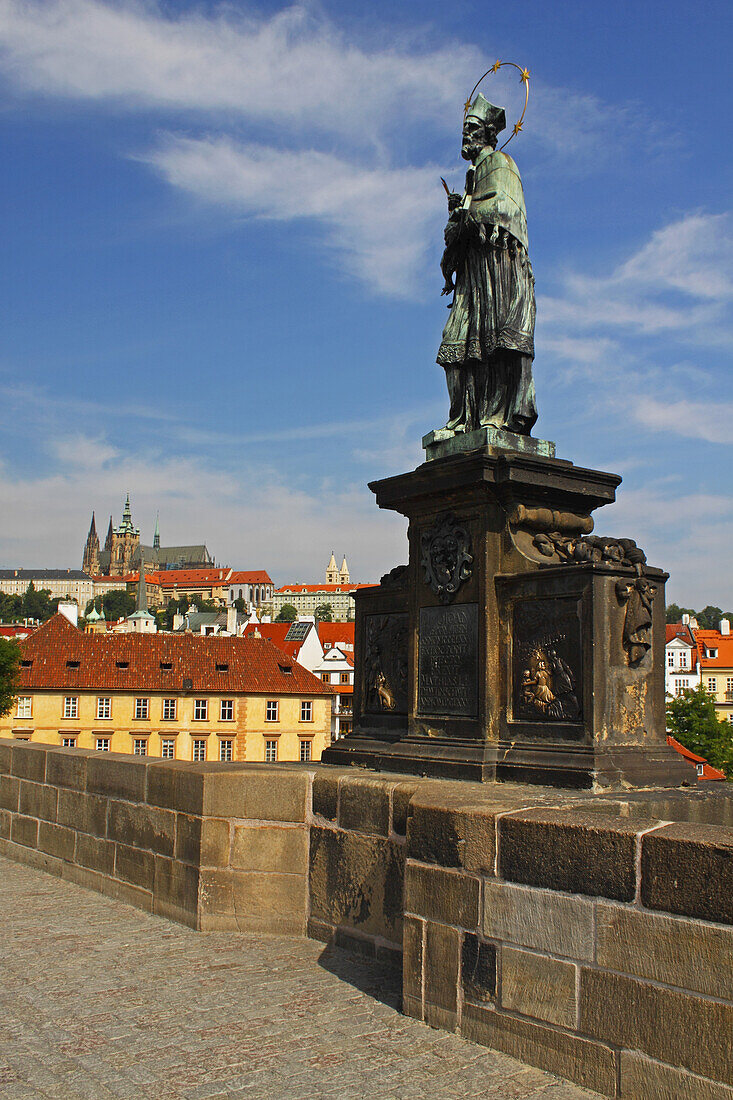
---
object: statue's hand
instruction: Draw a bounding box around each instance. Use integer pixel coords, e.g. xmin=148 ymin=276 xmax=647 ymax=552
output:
xmin=441 ymin=279 xmax=455 ymax=296
xmin=447 ymin=192 xmax=462 ymax=212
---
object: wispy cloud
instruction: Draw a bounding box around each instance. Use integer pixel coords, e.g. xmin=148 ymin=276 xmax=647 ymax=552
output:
xmin=631 ymin=397 xmax=733 ymax=445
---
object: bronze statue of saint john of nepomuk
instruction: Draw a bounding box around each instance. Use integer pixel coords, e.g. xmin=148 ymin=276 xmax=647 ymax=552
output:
xmin=438 ymin=92 xmax=537 ymax=436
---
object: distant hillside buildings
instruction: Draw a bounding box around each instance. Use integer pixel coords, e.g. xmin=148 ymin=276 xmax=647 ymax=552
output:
xmin=272 ymin=553 xmax=374 ymax=622
xmin=82 ymin=495 xmax=213 ymax=576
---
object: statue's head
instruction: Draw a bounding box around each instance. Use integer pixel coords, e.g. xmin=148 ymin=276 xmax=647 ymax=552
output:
xmin=462 ymin=93 xmax=506 ymax=161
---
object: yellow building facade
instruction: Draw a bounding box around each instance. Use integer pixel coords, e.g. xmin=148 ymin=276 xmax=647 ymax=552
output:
xmin=2 ymin=614 xmax=332 ymax=764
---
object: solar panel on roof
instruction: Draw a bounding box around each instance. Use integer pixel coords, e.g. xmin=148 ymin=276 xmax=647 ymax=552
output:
xmin=285 ymin=622 xmax=311 ymax=641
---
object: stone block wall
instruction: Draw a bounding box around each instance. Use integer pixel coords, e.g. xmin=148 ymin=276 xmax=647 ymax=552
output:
xmin=2 ymin=738 xmax=733 ymax=1097
xmin=403 ymin=790 xmax=733 ymax=1098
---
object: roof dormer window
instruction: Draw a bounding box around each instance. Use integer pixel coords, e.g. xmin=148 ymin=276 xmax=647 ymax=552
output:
xmin=116 ymin=660 xmax=129 ymax=669
xmin=216 ymin=663 xmax=228 ymax=672
xmin=278 ymin=663 xmax=293 ymax=675
xmin=66 ymin=660 xmax=80 ymax=668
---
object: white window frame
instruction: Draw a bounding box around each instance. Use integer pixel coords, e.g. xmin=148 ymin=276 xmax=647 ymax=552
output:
xmin=96 ymin=696 xmax=111 ymax=719
xmin=63 ymin=696 xmax=79 ymax=719
xmin=265 ymin=740 xmax=278 ymax=763
xmin=299 ymin=740 xmax=312 ymax=762
xmin=194 ymin=699 xmax=208 ymax=721
xmin=707 ymin=678 xmax=717 ymax=695
xmin=667 ymin=651 xmax=675 ymax=668
xmin=220 ymin=699 xmax=234 ymax=721
xmin=266 ymin=700 xmax=279 ymax=722
xmin=133 ymin=738 xmax=148 ymax=756
xmin=95 ymin=737 xmax=110 ymax=752
xmin=15 ymin=696 xmax=32 ymax=719
xmin=219 ymin=739 xmax=233 ymax=762
xmin=300 ymin=700 xmax=313 ymax=723
xmin=134 ymin=697 xmax=150 ymax=721
xmin=61 ymin=736 xmax=77 ymax=748
xmin=161 ymin=739 xmax=176 ymax=759
xmin=162 ymin=698 xmax=177 ymax=721
xmin=192 ymin=739 xmax=207 ymax=762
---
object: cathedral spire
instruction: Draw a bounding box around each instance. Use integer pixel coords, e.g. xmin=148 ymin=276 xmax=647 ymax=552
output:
xmin=326 ymin=551 xmax=339 ymax=584
xmin=105 ymin=516 xmax=114 ymax=551
xmin=135 ymin=559 xmax=149 ymax=614
xmin=82 ymin=511 xmax=100 ymax=574
xmin=153 ymin=512 xmax=160 ymax=550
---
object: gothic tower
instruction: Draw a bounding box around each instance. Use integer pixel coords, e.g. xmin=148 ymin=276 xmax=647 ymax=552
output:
xmin=326 ymin=551 xmax=339 ymax=584
xmin=108 ymin=494 xmax=141 ymax=576
xmin=82 ymin=512 xmax=100 ymax=575
xmin=339 ymin=556 xmax=350 ymax=584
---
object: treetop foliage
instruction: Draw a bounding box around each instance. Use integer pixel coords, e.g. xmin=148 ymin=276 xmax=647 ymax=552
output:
xmin=0 ymin=636 xmax=20 ymax=718
xmin=666 ymin=685 xmax=733 ymax=779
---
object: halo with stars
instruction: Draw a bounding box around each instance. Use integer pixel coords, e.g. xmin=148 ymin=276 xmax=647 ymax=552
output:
xmin=463 ymin=61 xmax=530 ymax=151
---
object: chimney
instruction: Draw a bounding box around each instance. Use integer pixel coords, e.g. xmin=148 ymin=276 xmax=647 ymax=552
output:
xmin=172 ymin=613 xmax=184 ymax=631
xmin=226 ymin=606 xmax=237 ymax=635
xmin=721 ymin=619 xmax=731 ymax=636
xmin=682 ymin=613 xmax=690 ymax=625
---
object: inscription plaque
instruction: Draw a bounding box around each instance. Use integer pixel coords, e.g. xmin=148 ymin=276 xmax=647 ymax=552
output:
xmin=512 ymin=597 xmax=582 ymax=725
xmin=418 ymin=603 xmax=478 ymax=718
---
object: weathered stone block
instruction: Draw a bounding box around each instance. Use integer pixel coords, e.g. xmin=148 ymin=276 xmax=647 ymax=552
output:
xmin=10 ymin=742 xmax=47 ymax=783
xmin=461 ymin=933 xmax=496 ymax=1003
xmin=620 ymin=1051 xmax=733 ymax=1099
xmin=37 ymin=821 xmax=75 ymax=862
xmin=147 ymin=763 xmax=205 ymax=816
xmin=483 ymin=881 xmax=594 ymax=960
xmin=233 ymin=769 xmax=309 ymax=823
xmin=501 ymin=946 xmax=577 ymax=1028
xmin=107 ymin=800 xmax=176 ymax=858
xmin=339 ymin=776 xmax=392 ymax=836
xmin=0 ymin=739 xmax=12 ymax=774
xmin=402 ymin=915 xmax=423 ymax=1006
xmin=228 ymin=871 xmax=307 ymax=935
xmin=596 ymin=902 xmax=733 ymax=1001
xmin=462 ymin=1002 xmax=617 ymax=1097
xmin=641 ymin=823 xmax=733 ymax=925
xmin=114 ymin=842 xmax=155 ymax=890
xmin=19 ymin=781 xmax=57 ymax=823
xmin=310 ymin=825 xmax=404 ymax=944
xmin=312 ymin=771 xmax=341 ymax=821
xmin=580 ymin=967 xmax=733 ymax=1086
xmin=334 ymin=926 xmax=377 ymax=959
xmin=230 ymin=824 xmax=307 ymax=873
xmin=177 ymin=815 xmax=230 ymax=866
xmin=404 ymin=862 xmax=479 ymax=929
xmin=153 ymin=856 xmax=200 ymax=924
xmin=198 ymin=868 xmax=234 ymax=917
xmin=45 ymin=748 xmax=88 ymax=792
xmin=63 ymin=862 xmax=154 ymax=913
xmin=307 ymin=917 xmax=334 ymax=944
xmin=499 ymin=808 xmax=640 ymax=901
xmin=408 ymin=795 xmax=496 ymax=873
xmin=0 ymin=774 xmax=19 ymax=812
xmin=392 ymin=782 xmax=418 ymax=836
xmin=0 ymin=836 xmax=62 ymax=877
xmin=86 ymin=754 xmax=148 ymax=803
xmin=0 ymin=808 xmax=10 ymax=839
xmin=402 ymin=992 xmax=422 ymax=1021
xmin=10 ymin=813 xmax=38 ymax=848
xmin=75 ymin=833 xmax=115 ymax=876
xmin=57 ymin=789 xmax=107 ymax=836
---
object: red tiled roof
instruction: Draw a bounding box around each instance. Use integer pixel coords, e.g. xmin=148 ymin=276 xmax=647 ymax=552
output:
xmin=666 ymin=624 xmax=695 ymax=645
xmin=318 ymin=622 xmax=355 ymax=649
xmin=667 ymin=735 xmax=726 ymax=781
xmin=242 ymin=623 xmax=307 ymax=660
xmin=15 ymin=614 xmax=331 ymax=696
xmin=693 ymin=629 xmax=733 ymax=668
xmin=122 ymin=569 xmax=232 ymax=589
xmin=228 ymin=571 xmax=273 ymax=585
xmin=0 ymin=625 xmax=35 ymax=638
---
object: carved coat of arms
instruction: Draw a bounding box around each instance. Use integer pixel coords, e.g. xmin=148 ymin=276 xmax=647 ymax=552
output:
xmin=420 ymin=512 xmax=473 ymax=603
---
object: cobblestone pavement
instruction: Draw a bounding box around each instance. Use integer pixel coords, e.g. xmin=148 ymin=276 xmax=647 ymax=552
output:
xmin=0 ymin=856 xmax=602 ymax=1100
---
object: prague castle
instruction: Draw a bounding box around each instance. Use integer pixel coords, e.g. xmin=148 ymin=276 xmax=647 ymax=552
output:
xmin=82 ymin=495 xmax=213 ymax=577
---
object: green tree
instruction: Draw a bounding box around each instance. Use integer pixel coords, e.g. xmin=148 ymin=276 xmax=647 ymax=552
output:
xmin=233 ymin=597 xmax=247 ymax=613
xmin=697 ymin=605 xmax=723 ymax=630
xmin=276 ymin=603 xmax=298 ymax=622
xmin=0 ymin=636 xmax=20 ymax=717
xmin=314 ymin=603 xmax=333 ymax=623
xmin=665 ymin=603 xmax=696 ymax=625
xmin=22 ymin=582 xmax=58 ymax=622
xmin=0 ymin=593 xmax=23 ymax=622
xmin=666 ymin=686 xmax=733 ymax=779
xmin=102 ymin=590 xmax=135 ymax=622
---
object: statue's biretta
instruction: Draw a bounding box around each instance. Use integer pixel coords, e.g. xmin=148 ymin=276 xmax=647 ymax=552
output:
xmin=466 ymin=93 xmax=506 ymax=134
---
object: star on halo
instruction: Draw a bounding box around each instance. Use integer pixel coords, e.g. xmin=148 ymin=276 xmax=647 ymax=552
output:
xmin=490 ymin=60 xmax=502 ymax=73
xmin=520 ymin=68 xmax=530 ymax=83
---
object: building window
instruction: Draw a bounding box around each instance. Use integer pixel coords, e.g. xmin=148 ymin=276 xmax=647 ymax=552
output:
xmin=300 ymin=740 xmax=312 ymax=762
xmin=61 ymin=736 xmax=77 ymax=748
xmin=679 ymin=651 xmax=688 ymax=668
xmin=15 ymin=696 xmax=32 ymax=719
xmin=192 ymin=739 xmax=207 ymax=762
xmin=300 ymin=700 xmax=313 ymax=722
xmin=673 ymin=679 xmax=686 ymax=694
xmin=707 ymin=678 xmax=717 ymax=695
xmin=161 ymin=739 xmax=176 ymax=759
xmin=266 ymin=700 xmax=279 ymax=722
xmin=96 ymin=697 xmax=111 ymax=719
xmin=95 ymin=737 xmax=110 ymax=751
xmin=265 ymin=740 xmax=278 ymax=763
xmin=727 ymin=678 xmax=733 ymax=692
xmin=133 ymin=738 xmax=148 ymax=756
xmin=321 ymin=673 xmax=330 ymax=682
xmin=194 ymin=699 xmax=208 ymax=721
xmin=63 ymin=697 xmax=79 ymax=719
xmin=219 ymin=739 xmax=233 ymax=762
xmin=220 ymin=699 xmax=234 ymax=721
xmin=667 ymin=651 xmax=674 ymax=668
xmin=134 ymin=698 xmax=149 ymax=720
xmin=340 ymin=673 xmax=350 ymax=684
xmin=162 ymin=698 xmax=177 ymax=721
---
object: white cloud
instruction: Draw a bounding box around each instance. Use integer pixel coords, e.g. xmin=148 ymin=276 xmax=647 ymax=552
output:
xmin=631 ymin=397 xmax=733 ymax=445
xmin=0 ymin=432 xmax=407 ymax=582
xmin=143 ymin=135 xmax=445 ymax=296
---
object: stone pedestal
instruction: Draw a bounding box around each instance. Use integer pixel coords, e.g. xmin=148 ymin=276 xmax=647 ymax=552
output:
xmin=323 ymin=446 xmax=688 ymax=790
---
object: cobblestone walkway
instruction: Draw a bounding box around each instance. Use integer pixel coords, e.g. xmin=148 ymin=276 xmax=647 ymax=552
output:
xmin=0 ymin=856 xmax=601 ymax=1100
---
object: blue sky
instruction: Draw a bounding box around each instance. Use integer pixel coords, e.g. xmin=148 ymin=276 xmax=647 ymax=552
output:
xmin=0 ymin=0 xmax=731 ymax=605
